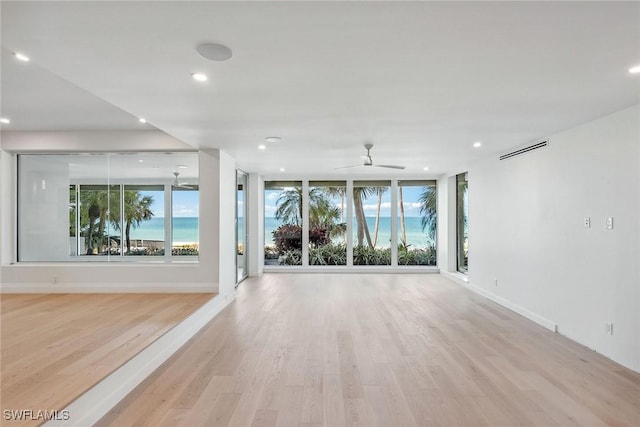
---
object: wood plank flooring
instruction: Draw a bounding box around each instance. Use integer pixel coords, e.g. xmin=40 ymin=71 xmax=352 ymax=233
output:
xmin=93 ymin=273 xmax=640 ymax=426
xmin=1 ymin=293 xmax=212 ymax=426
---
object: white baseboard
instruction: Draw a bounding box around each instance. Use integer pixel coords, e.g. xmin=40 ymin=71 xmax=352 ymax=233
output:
xmin=441 ymin=271 xmax=557 ymax=332
xmin=44 ymin=292 xmax=234 ymax=427
xmin=0 ymin=282 xmax=217 ymax=293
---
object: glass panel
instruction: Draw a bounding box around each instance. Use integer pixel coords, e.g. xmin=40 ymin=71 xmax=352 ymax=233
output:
xmin=172 ymin=186 xmax=199 ymax=256
xmin=17 ymin=155 xmax=107 ymax=261
xmin=264 ymin=181 xmax=303 ymax=266
xmin=397 ymin=180 xmax=437 ymax=266
xmin=123 ymin=185 xmax=164 ymax=256
xmin=236 ymin=171 xmax=248 ymax=281
xmin=308 ymin=181 xmax=347 ymax=266
xmin=457 ymin=172 xmax=469 ymax=273
xmin=69 ymin=185 xmax=77 ymax=256
xmin=352 ymin=180 xmax=391 ymax=265
xmin=18 ymin=152 xmax=199 ymax=262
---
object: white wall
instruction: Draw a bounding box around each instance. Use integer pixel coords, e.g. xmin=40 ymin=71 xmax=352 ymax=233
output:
xmin=0 ymin=131 xmax=235 ymax=294
xmin=216 ymin=149 xmax=237 ymax=297
xmin=247 ymin=173 xmax=264 ymax=277
xmin=468 ymin=104 xmax=639 ymax=372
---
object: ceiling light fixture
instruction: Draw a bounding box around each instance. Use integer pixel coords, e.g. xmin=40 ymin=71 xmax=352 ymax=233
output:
xmin=196 ymin=43 xmax=233 ymax=62
xmin=192 ymin=72 xmax=208 ymax=82
xmin=629 ymin=65 xmax=640 ymax=74
xmin=423 ymin=166 xmax=429 ymax=171
xmin=13 ymin=52 xmax=29 ymax=62
xmin=138 ymin=159 xmax=144 ymax=163
xmin=138 ymin=117 xmax=147 ymax=124
xmin=0 ymin=118 xmax=10 ymax=124
xmin=473 ymin=141 xmax=482 ymax=148
xmin=258 ymin=144 xmax=266 ymax=150
xmin=280 ymin=168 xmax=285 ymax=172
xmin=176 ymin=164 xmax=188 ymax=169
xmin=265 ymin=136 xmax=282 ymax=143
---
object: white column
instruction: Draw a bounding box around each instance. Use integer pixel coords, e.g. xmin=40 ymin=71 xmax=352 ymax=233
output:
xmin=390 ymin=180 xmax=398 ymax=266
xmin=346 ymin=180 xmax=354 ymax=267
xmin=301 ymin=180 xmax=309 ymax=267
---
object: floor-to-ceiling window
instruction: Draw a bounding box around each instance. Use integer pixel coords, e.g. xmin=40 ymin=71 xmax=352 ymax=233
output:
xmin=264 ymin=181 xmax=303 ymax=266
xmin=456 ymin=172 xmax=468 ymax=273
xmin=352 ymin=180 xmax=391 ymax=265
xmin=308 ymin=181 xmax=347 ymax=265
xmin=397 ymin=180 xmax=437 ymax=266
xmin=263 ymin=178 xmax=438 ymax=269
xmin=18 ymin=152 xmax=199 ymax=261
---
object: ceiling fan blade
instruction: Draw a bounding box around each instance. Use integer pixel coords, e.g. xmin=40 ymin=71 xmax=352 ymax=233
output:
xmin=334 ymin=164 xmax=363 ymax=170
xmin=374 ymin=164 xmax=406 ymax=170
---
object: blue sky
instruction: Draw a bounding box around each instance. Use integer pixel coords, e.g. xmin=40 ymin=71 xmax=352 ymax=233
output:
xmin=142 ymin=190 xmax=199 ymax=218
xmin=264 ymin=186 xmax=429 ymax=218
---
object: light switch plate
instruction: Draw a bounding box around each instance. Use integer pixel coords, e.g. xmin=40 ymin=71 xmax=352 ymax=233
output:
xmin=584 ymin=217 xmax=591 ymax=228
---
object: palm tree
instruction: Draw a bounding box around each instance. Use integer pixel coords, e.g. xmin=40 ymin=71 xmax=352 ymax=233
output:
xmin=399 ymin=186 xmax=407 ymax=247
xmin=275 ymin=187 xmax=338 ymax=227
xmin=111 ymin=190 xmax=154 ymax=253
xmin=371 ymin=186 xmax=387 ymax=247
xmin=419 ymin=184 xmax=437 ymax=245
xmin=353 ymin=187 xmax=374 ymax=247
xmin=274 ymin=187 xmax=303 ymax=225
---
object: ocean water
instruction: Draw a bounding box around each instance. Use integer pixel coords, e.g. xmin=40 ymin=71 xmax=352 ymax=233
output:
xmin=264 ymin=217 xmax=434 ymax=247
xmin=128 ymin=217 xmax=433 ymax=247
xmin=128 ymin=217 xmax=199 ymax=243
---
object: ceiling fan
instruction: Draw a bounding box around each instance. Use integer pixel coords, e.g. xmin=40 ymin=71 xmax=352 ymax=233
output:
xmin=336 ymin=143 xmax=405 ymax=170
xmin=172 ymin=171 xmax=197 ymax=189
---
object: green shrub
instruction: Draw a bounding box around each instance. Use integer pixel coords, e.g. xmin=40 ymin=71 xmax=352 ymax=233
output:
xmin=398 ymin=244 xmax=436 ymax=266
xmin=353 ymin=246 xmax=391 ymax=265
xmin=279 ymin=249 xmax=302 ymax=265
xmin=309 ymin=243 xmax=347 ymax=265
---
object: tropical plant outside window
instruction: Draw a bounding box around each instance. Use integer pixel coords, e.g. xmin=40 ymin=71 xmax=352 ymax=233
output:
xmin=457 ymin=172 xmax=469 ymax=273
xmin=264 ymin=181 xmax=303 ymax=265
xmin=308 ymin=181 xmax=347 ymax=266
xmin=397 ymin=180 xmax=437 ymax=266
xmin=18 ymin=153 xmax=198 ymax=262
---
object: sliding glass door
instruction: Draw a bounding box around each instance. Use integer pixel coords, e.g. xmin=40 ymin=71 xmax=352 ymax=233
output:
xmin=236 ymin=171 xmax=248 ymax=282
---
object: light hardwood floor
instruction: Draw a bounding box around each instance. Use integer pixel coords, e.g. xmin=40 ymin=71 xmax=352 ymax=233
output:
xmin=1 ymin=293 xmax=212 ymax=426
xmin=96 ymin=274 xmax=640 ymax=427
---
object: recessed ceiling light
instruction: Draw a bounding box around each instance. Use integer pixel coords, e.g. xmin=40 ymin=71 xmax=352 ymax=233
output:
xmin=473 ymin=141 xmax=482 ymax=148
xmin=258 ymin=144 xmax=266 ymax=150
xmin=629 ymin=65 xmax=640 ymax=74
xmin=265 ymin=136 xmax=282 ymax=143
xmin=196 ymin=43 xmax=233 ymax=62
xmin=13 ymin=52 xmax=29 ymax=62
xmin=192 ymin=73 xmax=208 ymax=82
xmin=0 ymin=118 xmax=10 ymax=124
xmin=423 ymin=166 xmax=429 ymax=171
xmin=176 ymin=164 xmax=188 ymax=169
xmin=138 ymin=117 xmax=147 ymax=124
xmin=138 ymin=159 xmax=144 ymax=163
xmin=280 ymin=168 xmax=285 ymax=172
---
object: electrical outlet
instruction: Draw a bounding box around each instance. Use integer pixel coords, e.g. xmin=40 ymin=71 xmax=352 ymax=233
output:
xmin=53 ymin=276 xmax=58 ymax=284
xmin=605 ymin=322 xmax=613 ymax=335
xmin=606 ymin=217 xmax=614 ymax=230
xmin=584 ymin=217 xmax=591 ymax=228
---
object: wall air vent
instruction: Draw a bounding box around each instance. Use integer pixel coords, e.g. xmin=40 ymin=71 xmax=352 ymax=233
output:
xmin=499 ymin=140 xmax=548 ymax=160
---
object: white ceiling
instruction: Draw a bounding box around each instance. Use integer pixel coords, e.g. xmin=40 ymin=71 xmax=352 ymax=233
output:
xmin=1 ymin=1 xmax=639 ymax=176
